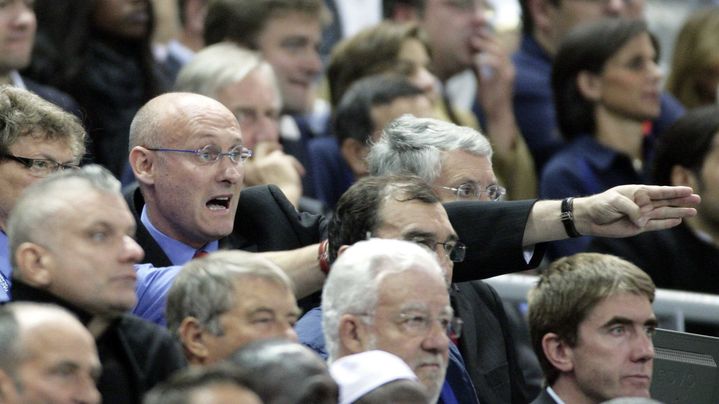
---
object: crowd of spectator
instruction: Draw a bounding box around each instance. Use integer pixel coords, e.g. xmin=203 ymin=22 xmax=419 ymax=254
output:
xmin=0 ymin=0 xmax=716 ymax=403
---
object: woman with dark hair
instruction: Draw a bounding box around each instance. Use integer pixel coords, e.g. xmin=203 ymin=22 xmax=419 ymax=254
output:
xmin=25 ymin=0 xmax=169 ymax=178
xmin=540 ymin=18 xmax=663 ymax=259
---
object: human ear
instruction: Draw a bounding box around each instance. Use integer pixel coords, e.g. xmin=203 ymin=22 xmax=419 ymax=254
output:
xmin=542 ymin=332 xmax=575 ymax=373
xmin=14 ymin=242 xmax=52 ymax=287
xmin=338 ymin=314 xmax=371 ymax=355
xmin=670 ymin=165 xmax=697 ymax=188
xmin=178 ymin=317 xmax=210 ymax=364
xmin=129 ymin=146 xmax=155 ymax=186
xmin=577 ymin=71 xmax=602 ymax=102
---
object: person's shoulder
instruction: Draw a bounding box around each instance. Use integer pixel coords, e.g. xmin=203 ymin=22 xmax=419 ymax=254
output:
xmin=21 ymin=76 xmax=81 ymax=116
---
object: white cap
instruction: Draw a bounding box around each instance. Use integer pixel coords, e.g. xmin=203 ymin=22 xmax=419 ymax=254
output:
xmin=330 ymin=350 xmax=419 ymax=404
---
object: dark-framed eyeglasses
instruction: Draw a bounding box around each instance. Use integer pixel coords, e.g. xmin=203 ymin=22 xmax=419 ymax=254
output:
xmin=1 ymin=154 xmax=79 ymax=177
xmin=146 ymin=144 xmax=252 ymax=164
xmin=411 ymin=237 xmax=467 ymax=263
xmin=441 ymin=183 xmax=506 ymax=201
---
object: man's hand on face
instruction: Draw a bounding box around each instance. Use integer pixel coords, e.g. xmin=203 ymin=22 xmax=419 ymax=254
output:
xmin=244 ymin=141 xmax=305 ymax=206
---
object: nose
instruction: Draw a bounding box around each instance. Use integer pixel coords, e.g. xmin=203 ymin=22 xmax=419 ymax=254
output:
xmin=284 ymin=324 xmax=299 ymax=342
xmin=412 ymin=67 xmax=439 ymax=98
xmin=75 ymin=375 xmax=101 ymax=404
xmin=123 ymin=235 xmax=145 ymax=263
xmin=605 ymin=0 xmax=628 ymax=16
xmin=648 ymin=60 xmax=663 ymax=82
xmin=254 ymin=116 xmax=281 ymax=145
xmin=632 ymin=331 xmax=655 ymax=363
xmin=421 ymin=317 xmax=451 ymax=354
xmin=215 ymin=154 xmax=245 ymax=185
xmin=11 ymin=1 xmax=35 ymax=27
xmin=302 ymin=46 xmax=323 ymax=77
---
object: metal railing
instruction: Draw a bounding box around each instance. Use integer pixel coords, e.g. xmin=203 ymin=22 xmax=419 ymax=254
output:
xmin=484 ymin=274 xmax=719 ymax=326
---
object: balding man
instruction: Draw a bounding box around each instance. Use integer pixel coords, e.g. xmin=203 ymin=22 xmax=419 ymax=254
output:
xmin=0 ymin=302 xmax=101 ymax=404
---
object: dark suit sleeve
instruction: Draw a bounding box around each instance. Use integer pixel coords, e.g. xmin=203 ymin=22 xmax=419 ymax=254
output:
xmin=233 ymin=185 xmax=327 ymax=250
xmin=446 ymin=200 xmax=546 ymax=282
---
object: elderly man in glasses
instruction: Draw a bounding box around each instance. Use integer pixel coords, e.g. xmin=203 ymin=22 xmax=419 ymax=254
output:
xmin=297 ymin=174 xmax=518 ymax=403
xmin=368 ymin=114 xmax=536 ymax=401
xmin=0 ymin=85 xmax=85 ymax=302
xmin=322 ymin=238 xmax=460 ymax=404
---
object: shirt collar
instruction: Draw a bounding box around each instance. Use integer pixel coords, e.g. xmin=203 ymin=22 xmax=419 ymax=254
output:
xmin=546 ymin=386 xmax=566 ymax=404
xmin=9 ymin=71 xmax=26 ymax=89
xmin=140 ymin=205 xmax=218 ymax=266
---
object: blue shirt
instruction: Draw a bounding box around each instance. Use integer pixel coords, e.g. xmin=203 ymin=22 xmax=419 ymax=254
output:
xmin=512 ymin=34 xmax=685 ymax=173
xmin=296 ymin=307 xmax=480 ymax=404
xmin=540 ymin=135 xmax=648 ymax=259
xmin=0 ymin=231 xmax=11 ymax=302
xmin=131 ymin=205 xmax=218 ymax=325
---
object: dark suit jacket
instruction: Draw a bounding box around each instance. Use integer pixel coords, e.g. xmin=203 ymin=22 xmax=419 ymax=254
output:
xmin=530 ymin=388 xmax=559 ymax=404
xmin=125 ymin=183 xmax=328 ymax=268
xmin=24 ymin=76 xmax=82 ymax=117
xmin=11 ymin=280 xmax=186 ymax=404
xmin=127 ymin=185 xmax=543 ymax=282
xmin=454 ymin=281 xmax=533 ymax=404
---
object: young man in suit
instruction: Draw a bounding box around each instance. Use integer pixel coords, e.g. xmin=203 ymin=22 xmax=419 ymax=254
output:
xmin=528 ymin=253 xmax=656 ymax=404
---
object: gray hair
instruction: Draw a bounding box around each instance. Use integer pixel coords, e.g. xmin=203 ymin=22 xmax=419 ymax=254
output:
xmin=322 ymin=238 xmax=443 ymax=362
xmin=367 ymin=114 xmax=493 ymax=184
xmin=0 ymin=85 xmax=86 ymax=159
xmin=166 ymin=251 xmax=295 ymax=338
xmin=174 ymin=42 xmax=281 ymax=106
xmin=7 ymin=165 xmax=121 ymax=271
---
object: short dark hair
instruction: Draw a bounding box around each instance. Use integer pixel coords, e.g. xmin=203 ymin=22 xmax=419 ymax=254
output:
xmin=328 ymin=175 xmax=439 ymax=263
xmin=333 ymin=73 xmax=425 ymax=146
xmin=552 ymin=18 xmax=655 ymax=141
xmin=204 ymin=0 xmax=325 ymax=47
xmin=652 ymin=105 xmax=719 ymax=186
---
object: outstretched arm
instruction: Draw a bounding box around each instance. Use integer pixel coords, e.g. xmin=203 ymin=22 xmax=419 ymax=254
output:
xmin=522 ymin=185 xmax=700 ymax=246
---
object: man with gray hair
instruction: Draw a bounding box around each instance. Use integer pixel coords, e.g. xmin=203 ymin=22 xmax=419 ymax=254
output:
xmin=366 ymin=115 xmax=540 ymax=401
xmin=166 ymin=251 xmax=301 ymax=365
xmin=323 ymin=238 xmax=453 ymax=404
xmin=174 ymin=42 xmax=305 ymax=208
xmin=0 ymin=302 xmax=101 ymax=404
xmin=7 ymin=165 xmax=186 ymax=403
xmin=0 ymin=85 xmax=86 ymax=302
xmin=368 ymin=114 xmax=503 ymax=202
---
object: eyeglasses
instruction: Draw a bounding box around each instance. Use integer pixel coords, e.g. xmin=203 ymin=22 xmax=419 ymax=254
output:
xmin=146 ymin=144 xmax=253 ymax=164
xmin=441 ymin=183 xmax=506 ymax=201
xmin=397 ymin=311 xmax=464 ymax=340
xmin=410 ymin=237 xmax=466 ymax=263
xmin=2 ymin=154 xmax=79 ymax=177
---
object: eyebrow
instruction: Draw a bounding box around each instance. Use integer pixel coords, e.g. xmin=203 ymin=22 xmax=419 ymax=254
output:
xmin=403 ymin=230 xmax=458 ymax=243
xmin=601 ymin=315 xmax=658 ymax=329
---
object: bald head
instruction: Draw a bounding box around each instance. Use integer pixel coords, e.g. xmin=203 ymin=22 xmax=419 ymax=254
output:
xmin=129 ymin=92 xmax=240 ymax=150
xmin=0 ymin=303 xmax=101 ymax=404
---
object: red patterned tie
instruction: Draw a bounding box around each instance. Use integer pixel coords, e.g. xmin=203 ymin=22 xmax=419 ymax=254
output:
xmin=192 ymin=249 xmax=208 ymax=259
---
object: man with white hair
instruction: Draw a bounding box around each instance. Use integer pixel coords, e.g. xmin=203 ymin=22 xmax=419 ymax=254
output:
xmin=323 ymin=238 xmax=454 ymax=404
